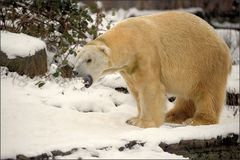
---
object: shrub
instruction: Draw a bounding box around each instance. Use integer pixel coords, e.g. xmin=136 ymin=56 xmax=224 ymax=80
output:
xmin=0 ymin=0 xmax=110 ymax=77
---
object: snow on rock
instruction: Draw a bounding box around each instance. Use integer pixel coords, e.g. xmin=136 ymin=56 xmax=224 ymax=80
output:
xmin=1 ymin=65 xmax=239 ymax=159
xmin=216 ymin=29 xmax=240 ymax=64
xmin=212 ymin=21 xmax=240 ymax=30
xmin=0 ymin=31 xmax=46 ymax=59
xmin=106 ymin=7 xmax=204 ymax=24
xmin=227 ymin=65 xmax=240 ymax=92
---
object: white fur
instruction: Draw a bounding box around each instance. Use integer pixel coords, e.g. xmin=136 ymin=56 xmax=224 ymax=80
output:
xmin=73 ymin=45 xmax=109 ymax=81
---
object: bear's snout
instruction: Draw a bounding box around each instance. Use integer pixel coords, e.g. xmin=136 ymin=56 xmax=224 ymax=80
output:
xmin=82 ymin=75 xmax=93 ymax=88
xmin=73 ymin=70 xmax=93 ymax=88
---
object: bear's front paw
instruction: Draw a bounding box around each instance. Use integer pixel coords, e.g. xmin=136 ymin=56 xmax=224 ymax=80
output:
xmin=126 ymin=117 xmax=159 ymax=128
xmin=126 ymin=117 xmax=139 ymax=125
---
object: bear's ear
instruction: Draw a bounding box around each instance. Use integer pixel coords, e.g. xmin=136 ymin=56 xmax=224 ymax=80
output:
xmin=99 ymin=45 xmax=110 ymax=56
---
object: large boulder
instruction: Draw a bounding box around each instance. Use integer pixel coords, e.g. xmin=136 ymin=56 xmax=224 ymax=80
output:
xmin=0 ymin=31 xmax=47 ymax=78
xmin=0 ymin=49 xmax=47 ymax=78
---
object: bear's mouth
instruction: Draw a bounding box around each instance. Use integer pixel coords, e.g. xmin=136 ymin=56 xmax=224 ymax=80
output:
xmin=82 ymin=75 xmax=93 ymax=88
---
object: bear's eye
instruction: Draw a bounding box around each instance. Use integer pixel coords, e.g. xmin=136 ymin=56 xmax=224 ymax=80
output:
xmin=86 ymin=59 xmax=92 ymax=63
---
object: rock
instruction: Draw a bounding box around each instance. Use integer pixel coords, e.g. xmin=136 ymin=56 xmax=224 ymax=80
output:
xmin=226 ymin=91 xmax=240 ymax=106
xmin=159 ymin=133 xmax=240 ymax=160
xmin=0 ymin=49 xmax=47 ymax=78
xmin=16 ymin=154 xmax=29 ymax=160
xmin=51 ymin=148 xmax=78 ymax=158
xmin=168 ymin=97 xmax=176 ymax=102
xmin=15 ymin=148 xmax=79 ymax=160
xmin=115 ymin=87 xmax=129 ymax=94
xmin=16 ymin=153 xmax=50 ymax=160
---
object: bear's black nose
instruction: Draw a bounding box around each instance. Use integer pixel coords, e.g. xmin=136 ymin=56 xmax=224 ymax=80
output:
xmin=82 ymin=75 xmax=93 ymax=88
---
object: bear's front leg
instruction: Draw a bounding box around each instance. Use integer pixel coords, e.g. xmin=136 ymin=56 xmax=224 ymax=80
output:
xmin=127 ymin=80 xmax=166 ymax=128
xmin=123 ymin=75 xmax=142 ymax=125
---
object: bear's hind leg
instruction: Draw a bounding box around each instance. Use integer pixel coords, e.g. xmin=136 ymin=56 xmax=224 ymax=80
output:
xmin=184 ymin=88 xmax=224 ymax=125
xmin=165 ymin=98 xmax=195 ymax=124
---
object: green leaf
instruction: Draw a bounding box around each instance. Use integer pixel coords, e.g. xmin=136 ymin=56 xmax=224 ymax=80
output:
xmin=53 ymin=71 xmax=59 ymax=77
xmin=62 ymin=59 xmax=68 ymax=65
xmin=69 ymin=48 xmax=74 ymax=55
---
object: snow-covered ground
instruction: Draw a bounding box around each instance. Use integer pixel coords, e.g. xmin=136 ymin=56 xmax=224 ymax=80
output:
xmin=1 ymin=64 xmax=239 ymax=159
xmin=1 ymin=6 xmax=239 ymax=159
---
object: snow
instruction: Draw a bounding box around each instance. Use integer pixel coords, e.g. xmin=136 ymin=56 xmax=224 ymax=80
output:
xmin=58 ymin=145 xmax=185 ymax=159
xmin=216 ymin=29 xmax=240 ymax=64
xmin=227 ymin=65 xmax=240 ymax=92
xmin=0 ymin=31 xmax=46 ymax=59
xmin=1 ymin=65 xmax=239 ymax=159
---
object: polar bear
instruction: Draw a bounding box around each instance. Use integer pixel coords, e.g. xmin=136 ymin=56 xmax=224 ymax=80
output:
xmin=73 ymin=11 xmax=231 ymax=128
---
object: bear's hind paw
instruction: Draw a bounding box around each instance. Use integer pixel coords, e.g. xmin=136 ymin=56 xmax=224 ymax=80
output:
xmin=183 ymin=117 xmax=217 ymax=126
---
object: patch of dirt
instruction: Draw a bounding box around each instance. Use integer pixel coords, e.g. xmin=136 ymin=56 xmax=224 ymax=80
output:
xmin=118 ymin=140 xmax=145 ymax=151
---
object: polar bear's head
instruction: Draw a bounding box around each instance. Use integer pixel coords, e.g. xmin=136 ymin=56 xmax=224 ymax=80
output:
xmin=73 ymin=44 xmax=110 ymax=88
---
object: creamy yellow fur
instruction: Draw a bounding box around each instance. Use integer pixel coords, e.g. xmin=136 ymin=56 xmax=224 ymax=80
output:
xmin=78 ymin=11 xmax=231 ymax=128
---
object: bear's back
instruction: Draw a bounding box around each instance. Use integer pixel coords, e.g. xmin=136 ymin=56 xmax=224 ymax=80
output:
xmin=120 ymin=12 xmax=231 ymax=93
